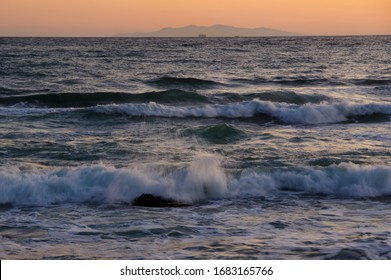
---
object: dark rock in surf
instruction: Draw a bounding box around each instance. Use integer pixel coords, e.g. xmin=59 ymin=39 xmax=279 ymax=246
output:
xmin=0 ymin=202 xmax=13 ymax=210
xmin=133 ymin=193 xmax=190 ymax=208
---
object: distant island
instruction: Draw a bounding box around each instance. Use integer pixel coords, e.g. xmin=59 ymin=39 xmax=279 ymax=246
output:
xmin=114 ymin=24 xmax=302 ymax=37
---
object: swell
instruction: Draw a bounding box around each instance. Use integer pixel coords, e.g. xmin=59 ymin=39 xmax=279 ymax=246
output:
xmin=0 ymin=90 xmax=329 ymax=107
xmin=232 ymin=77 xmax=344 ymax=86
xmin=147 ymin=76 xmax=223 ymax=89
xmin=2 ymin=100 xmax=391 ymax=124
xmin=217 ymin=91 xmax=329 ymax=105
xmin=0 ymin=90 xmax=209 ymax=107
xmin=182 ymin=123 xmax=247 ymax=144
xmin=232 ymin=77 xmax=391 ymax=87
xmin=350 ymin=79 xmax=391 ymax=86
xmin=1 ymin=159 xmax=390 ymax=207
xmin=0 ymin=86 xmax=46 ymax=96
xmin=91 ymin=100 xmax=391 ymax=124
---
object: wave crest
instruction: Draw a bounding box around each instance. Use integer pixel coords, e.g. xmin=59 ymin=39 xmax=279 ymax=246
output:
xmin=183 ymin=123 xmax=246 ymax=144
xmin=1 ymin=99 xmax=390 ymax=125
xmin=147 ymin=76 xmax=222 ymax=89
xmin=1 ymin=159 xmax=391 ymax=207
xmin=93 ymin=100 xmax=391 ymax=124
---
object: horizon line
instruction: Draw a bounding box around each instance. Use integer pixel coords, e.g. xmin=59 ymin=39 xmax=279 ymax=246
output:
xmin=1 ymin=34 xmax=390 ymax=38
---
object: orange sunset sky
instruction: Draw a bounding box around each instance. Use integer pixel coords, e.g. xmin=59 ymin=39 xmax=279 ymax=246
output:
xmin=0 ymin=0 xmax=390 ymax=36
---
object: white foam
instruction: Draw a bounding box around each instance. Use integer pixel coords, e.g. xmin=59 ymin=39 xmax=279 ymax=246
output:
xmin=234 ymin=162 xmax=391 ymax=197
xmin=2 ymin=100 xmax=391 ymax=124
xmin=0 ymin=105 xmax=73 ymax=116
xmin=180 ymin=156 xmax=228 ymax=201
xmin=93 ymin=100 xmax=391 ymax=124
xmin=1 ymin=158 xmax=390 ymax=206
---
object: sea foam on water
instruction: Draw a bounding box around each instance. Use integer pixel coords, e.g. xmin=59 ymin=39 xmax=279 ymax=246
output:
xmin=1 ymin=158 xmax=391 ymax=207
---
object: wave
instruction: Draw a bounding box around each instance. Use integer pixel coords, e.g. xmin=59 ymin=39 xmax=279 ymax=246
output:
xmin=237 ymin=91 xmax=329 ymax=104
xmin=147 ymin=76 xmax=223 ymax=89
xmin=92 ymin=100 xmax=391 ymax=124
xmin=2 ymin=99 xmax=390 ymax=124
xmin=0 ymin=90 xmax=209 ymax=107
xmin=0 ymin=86 xmax=23 ymax=95
xmin=1 ymin=158 xmax=390 ymax=207
xmin=374 ymin=85 xmax=391 ymax=94
xmin=182 ymin=123 xmax=246 ymax=144
xmin=351 ymin=79 xmax=391 ymax=86
xmin=232 ymin=77 xmax=345 ymax=87
xmin=232 ymin=77 xmax=391 ymax=87
xmin=0 ymin=86 xmax=45 ymax=96
xmin=0 ymin=90 xmax=329 ymax=108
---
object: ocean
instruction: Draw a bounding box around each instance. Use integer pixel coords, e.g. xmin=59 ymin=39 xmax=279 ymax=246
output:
xmin=0 ymin=36 xmax=390 ymax=259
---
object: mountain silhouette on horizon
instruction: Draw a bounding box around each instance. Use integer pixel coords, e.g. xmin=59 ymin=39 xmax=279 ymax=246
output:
xmin=114 ymin=24 xmax=302 ymax=37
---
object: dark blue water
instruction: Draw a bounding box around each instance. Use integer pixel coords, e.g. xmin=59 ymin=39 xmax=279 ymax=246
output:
xmin=1 ymin=36 xmax=391 ymax=259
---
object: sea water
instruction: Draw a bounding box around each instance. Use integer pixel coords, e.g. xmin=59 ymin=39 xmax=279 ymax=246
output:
xmin=0 ymin=36 xmax=391 ymax=259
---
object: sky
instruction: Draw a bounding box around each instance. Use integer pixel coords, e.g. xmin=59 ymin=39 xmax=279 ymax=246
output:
xmin=0 ymin=0 xmax=390 ymax=36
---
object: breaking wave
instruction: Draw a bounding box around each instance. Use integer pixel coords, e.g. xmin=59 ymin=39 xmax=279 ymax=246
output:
xmin=93 ymin=100 xmax=391 ymax=124
xmin=0 ymin=90 xmax=330 ymax=107
xmin=215 ymin=91 xmax=329 ymax=104
xmin=1 ymin=158 xmax=390 ymax=207
xmin=1 ymin=99 xmax=391 ymax=124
